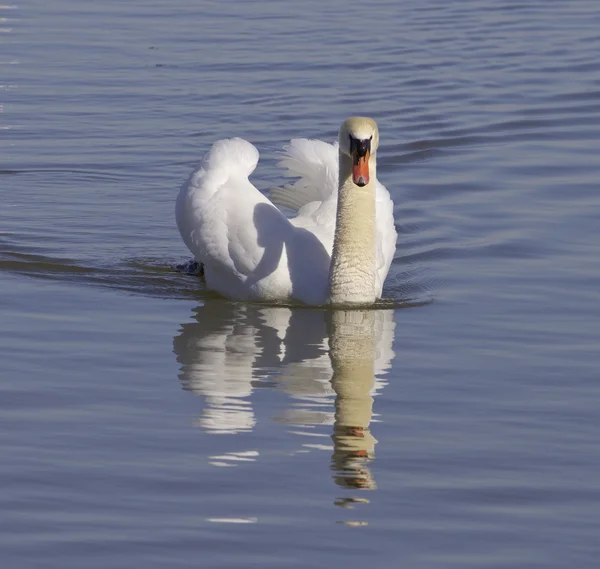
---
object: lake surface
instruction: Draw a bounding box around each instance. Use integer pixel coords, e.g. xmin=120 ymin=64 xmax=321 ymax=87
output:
xmin=2 ymin=0 xmax=600 ymax=567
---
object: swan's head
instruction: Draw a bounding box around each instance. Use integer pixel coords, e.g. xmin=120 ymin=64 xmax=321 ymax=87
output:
xmin=338 ymin=117 xmax=379 ymax=187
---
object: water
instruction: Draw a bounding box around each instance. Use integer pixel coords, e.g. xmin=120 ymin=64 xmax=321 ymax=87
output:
xmin=2 ymin=0 xmax=600 ymax=567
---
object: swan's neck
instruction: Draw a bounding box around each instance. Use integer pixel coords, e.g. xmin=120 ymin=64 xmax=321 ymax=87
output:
xmin=328 ymin=151 xmax=377 ymax=305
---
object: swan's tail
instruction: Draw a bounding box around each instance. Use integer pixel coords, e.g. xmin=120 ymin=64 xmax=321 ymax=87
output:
xmin=203 ymin=137 xmax=259 ymax=178
xmin=270 ymin=138 xmax=338 ymax=212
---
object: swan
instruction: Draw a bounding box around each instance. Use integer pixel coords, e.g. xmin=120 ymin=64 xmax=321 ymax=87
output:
xmin=175 ymin=117 xmax=396 ymax=306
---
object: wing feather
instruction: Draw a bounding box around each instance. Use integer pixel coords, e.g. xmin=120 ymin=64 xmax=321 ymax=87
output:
xmin=270 ymin=139 xmax=338 ymax=212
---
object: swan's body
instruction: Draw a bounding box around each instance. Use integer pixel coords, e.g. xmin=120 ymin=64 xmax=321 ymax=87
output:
xmin=176 ymin=118 xmax=396 ymax=306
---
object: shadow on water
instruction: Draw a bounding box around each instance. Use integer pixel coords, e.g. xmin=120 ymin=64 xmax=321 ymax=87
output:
xmin=0 ymin=237 xmax=219 ymax=301
xmin=173 ymin=301 xmax=397 ymax=502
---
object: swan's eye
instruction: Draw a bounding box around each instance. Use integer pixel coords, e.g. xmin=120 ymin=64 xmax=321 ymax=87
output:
xmin=369 ymin=135 xmax=373 ymax=141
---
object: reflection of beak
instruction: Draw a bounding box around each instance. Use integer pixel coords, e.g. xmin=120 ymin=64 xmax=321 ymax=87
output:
xmin=350 ymin=137 xmax=371 ymax=187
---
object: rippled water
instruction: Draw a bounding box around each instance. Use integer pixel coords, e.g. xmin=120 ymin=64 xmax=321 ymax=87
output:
xmin=2 ymin=1 xmax=600 ymax=567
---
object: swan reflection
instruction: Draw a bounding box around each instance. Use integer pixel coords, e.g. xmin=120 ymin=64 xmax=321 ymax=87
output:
xmin=173 ymin=301 xmax=395 ymax=489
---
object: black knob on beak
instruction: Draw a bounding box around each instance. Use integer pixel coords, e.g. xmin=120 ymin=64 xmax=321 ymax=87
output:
xmin=350 ymin=136 xmax=371 ymax=158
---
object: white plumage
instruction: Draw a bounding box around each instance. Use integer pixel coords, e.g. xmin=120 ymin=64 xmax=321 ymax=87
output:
xmin=176 ymin=121 xmax=396 ymax=306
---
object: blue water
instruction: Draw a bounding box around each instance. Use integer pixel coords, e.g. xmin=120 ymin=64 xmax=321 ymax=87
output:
xmin=2 ymin=1 xmax=600 ymax=567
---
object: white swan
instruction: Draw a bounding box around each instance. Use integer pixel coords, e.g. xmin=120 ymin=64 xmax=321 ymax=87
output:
xmin=176 ymin=117 xmax=396 ymax=306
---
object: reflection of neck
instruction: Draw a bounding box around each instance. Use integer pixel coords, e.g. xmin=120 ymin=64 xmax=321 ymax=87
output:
xmin=328 ymin=310 xmax=377 ymax=490
xmin=328 ymin=152 xmax=377 ymax=305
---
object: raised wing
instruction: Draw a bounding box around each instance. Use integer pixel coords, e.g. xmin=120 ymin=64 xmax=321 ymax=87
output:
xmin=270 ymin=138 xmax=338 ymax=211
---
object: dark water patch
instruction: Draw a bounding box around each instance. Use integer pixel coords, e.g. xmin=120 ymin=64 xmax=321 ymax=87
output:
xmin=398 ymin=245 xmax=453 ymax=265
xmin=0 ymin=244 xmax=208 ymax=301
xmin=550 ymin=89 xmax=600 ymax=104
xmin=381 ymin=147 xmax=446 ymax=166
xmin=514 ymin=101 xmax=600 ymax=119
xmin=0 ymin=251 xmax=98 ymax=275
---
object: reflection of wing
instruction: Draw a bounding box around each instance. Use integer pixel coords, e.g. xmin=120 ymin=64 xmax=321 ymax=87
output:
xmin=275 ymin=310 xmax=334 ymax=426
xmin=373 ymin=309 xmax=396 ymax=392
xmin=173 ymin=302 xmax=288 ymax=434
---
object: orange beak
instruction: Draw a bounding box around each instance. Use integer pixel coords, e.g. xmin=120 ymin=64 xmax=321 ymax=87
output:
xmin=350 ymin=137 xmax=371 ymax=187
xmin=352 ymin=152 xmax=370 ymax=187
